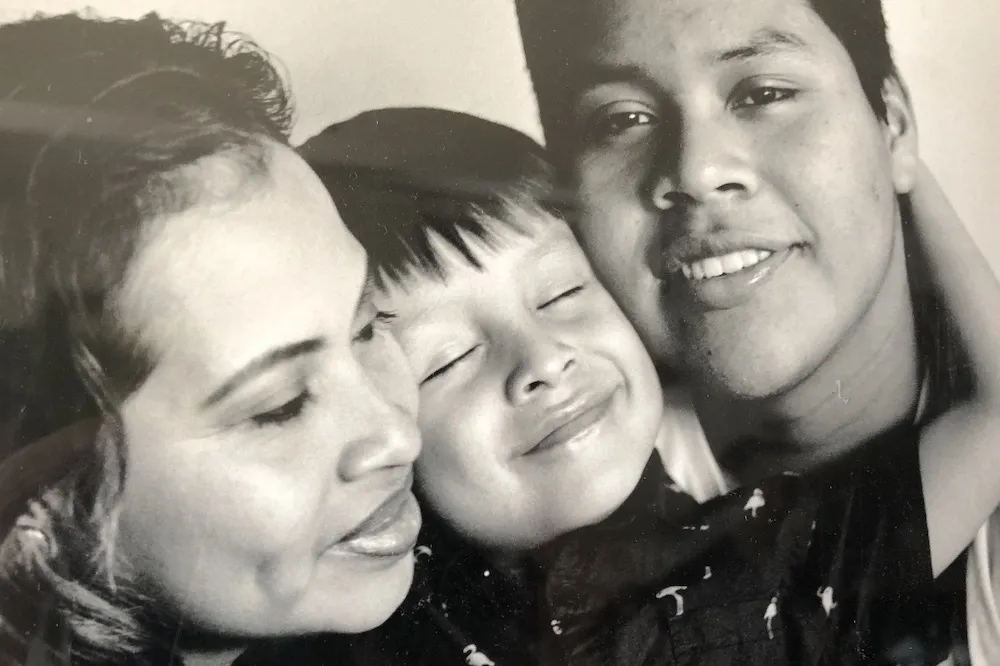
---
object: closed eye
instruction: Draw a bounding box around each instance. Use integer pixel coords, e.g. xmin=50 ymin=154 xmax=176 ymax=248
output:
xmin=250 ymin=390 xmax=313 ymax=427
xmin=540 ymin=285 xmax=585 ymax=309
xmin=421 ymin=345 xmax=480 ymax=385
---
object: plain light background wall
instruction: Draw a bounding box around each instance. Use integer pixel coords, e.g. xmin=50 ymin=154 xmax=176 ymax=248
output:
xmin=1 ymin=1 xmax=996 ymax=260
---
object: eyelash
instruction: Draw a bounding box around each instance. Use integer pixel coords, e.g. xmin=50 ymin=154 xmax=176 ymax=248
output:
xmin=354 ymin=311 xmax=397 ymax=344
xmin=541 ymin=285 xmax=585 ymax=309
xmin=589 ymin=110 xmax=655 ymax=141
xmin=419 ymin=286 xmax=585 ymax=386
xmin=422 ymin=345 xmax=479 ymax=385
xmin=732 ymin=85 xmax=797 ymax=110
xmin=251 ymin=389 xmax=314 ymax=428
xmin=246 ymin=312 xmax=396 ymax=428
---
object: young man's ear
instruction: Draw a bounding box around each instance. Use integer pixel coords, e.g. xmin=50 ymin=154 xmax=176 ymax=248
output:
xmin=883 ymin=75 xmax=919 ymax=194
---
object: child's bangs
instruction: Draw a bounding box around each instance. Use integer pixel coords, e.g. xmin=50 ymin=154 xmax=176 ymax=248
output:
xmin=326 ymin=169 xmax=543 ymax=289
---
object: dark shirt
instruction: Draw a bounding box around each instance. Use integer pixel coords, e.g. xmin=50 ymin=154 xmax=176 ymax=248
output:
xmin=542 ymin=425 xmax=941 ymax=666
xmin=353 ymin=424 xmax=941 ymax=665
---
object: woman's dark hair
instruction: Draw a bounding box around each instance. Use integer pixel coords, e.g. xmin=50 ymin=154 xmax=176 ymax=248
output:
xmin=0 ymin=11 xmax=293 ymax=663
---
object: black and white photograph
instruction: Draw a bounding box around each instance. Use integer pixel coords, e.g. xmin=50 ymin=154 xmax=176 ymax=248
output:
xmin=0 ymin=1 xmax=998 ymax=664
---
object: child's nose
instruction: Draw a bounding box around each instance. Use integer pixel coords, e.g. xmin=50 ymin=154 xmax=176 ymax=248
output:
xmin=506 ymin=334 xmax=577 ymax=404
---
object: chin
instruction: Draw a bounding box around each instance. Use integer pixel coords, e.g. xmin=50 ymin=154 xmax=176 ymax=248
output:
xmin=314 ymin=557 xmax=415 ymax=635
xmin=692 ymin=339 xmax=818 ymax=401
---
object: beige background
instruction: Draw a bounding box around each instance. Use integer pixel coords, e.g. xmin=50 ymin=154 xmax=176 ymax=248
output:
xmin=2 ymin=0 xmax=996 ymax=260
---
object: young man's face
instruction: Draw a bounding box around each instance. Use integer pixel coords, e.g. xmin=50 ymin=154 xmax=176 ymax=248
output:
xmin=377 ymin=214 xmax=663 ymax=550
xmin=547 ymin=0 xmax=917 ymax=398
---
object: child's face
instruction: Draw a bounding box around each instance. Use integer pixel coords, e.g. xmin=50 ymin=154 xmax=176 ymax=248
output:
xmin=377 ymin=212 xmax=664 ymax=550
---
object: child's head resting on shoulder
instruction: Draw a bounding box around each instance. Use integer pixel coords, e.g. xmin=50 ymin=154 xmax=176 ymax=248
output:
xmin=302 ymin=108 xmax=664 ymax=552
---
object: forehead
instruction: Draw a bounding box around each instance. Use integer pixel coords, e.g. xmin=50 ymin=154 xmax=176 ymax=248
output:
xmin=576 ymin=0 xmax=838 ymax=72
xmin=118 ymin=146 xmax=364 ymax=376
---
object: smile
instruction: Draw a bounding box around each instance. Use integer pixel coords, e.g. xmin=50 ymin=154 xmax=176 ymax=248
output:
xmin=666 ymin=245 xmax=800 ymax=311
xmin=527 ymin=388 xmax=617 ymax=457
xmin=677 ymin=249 xmax=773 ymax=281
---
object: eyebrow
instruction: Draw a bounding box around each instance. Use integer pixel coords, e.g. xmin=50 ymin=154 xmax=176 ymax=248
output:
xmin=715 ymin=28 xmax=812 ymax=63
xmin=202 ymin=338 xmax=326 ymax=409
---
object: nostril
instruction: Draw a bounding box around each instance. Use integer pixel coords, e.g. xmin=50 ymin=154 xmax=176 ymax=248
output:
xmin=717 ymin=182 xmax=745 ymax=194
xmin=525 ymin=379 xmax=544 ymax=393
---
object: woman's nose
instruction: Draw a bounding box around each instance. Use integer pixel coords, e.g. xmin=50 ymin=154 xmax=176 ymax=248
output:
xmin=333 ymin=369 xmax=422 ymax=484
xmin=505 ymin=328 xmax=578 ymax=405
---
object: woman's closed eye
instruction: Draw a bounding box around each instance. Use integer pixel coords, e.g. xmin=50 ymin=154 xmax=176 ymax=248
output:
xmin=250 ymin=389 xmax=314 ymax=427
xmin=421 ymin=345 xmax=480 ymax=385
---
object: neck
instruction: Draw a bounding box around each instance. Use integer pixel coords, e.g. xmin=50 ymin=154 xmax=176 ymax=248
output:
xmin=696 ymin=229 xmax=920 ymax=481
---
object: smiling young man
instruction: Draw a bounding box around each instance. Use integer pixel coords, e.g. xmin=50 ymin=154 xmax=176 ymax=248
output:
xmin=515 ymin=0 xmax=980 ymax=662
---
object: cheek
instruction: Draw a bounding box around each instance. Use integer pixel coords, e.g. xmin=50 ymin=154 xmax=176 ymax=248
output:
xmin=417 ymin=393 xmax=501 ymax=482
xmin=767 ymin=105 xmax=897 ymax=282
xmin=414 ymin=394 xmax=517 ymax=510
xmin=118 ymin=443 xmax=320 ymax=584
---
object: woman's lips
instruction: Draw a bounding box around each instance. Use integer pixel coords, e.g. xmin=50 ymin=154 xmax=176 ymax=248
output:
xmin=527 ymin=389 xmax=616 ymax=456
xmin=328 ymin=481 xmax=422 ymax=560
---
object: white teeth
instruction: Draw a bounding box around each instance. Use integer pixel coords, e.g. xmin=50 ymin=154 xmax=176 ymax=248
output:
xmin=703 ymin=257 xmax=723 ymax=278
xmin=678 ymin=249 xmax=773 ymax=281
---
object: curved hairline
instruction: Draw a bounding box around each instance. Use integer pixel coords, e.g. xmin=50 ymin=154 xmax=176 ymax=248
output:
xmin=107 ymin=137 xmax=281 ymax=385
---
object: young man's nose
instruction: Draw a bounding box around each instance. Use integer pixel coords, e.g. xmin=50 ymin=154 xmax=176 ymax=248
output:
xmin=505 ymin=329 xmax=578 ymax=405
xmin=648 ymin=113 xmax=759 ymax=211
xmin=333 ymin=367 xmax=422 ymax=483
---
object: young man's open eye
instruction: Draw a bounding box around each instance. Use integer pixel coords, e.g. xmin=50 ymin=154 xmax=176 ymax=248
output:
xmin=251 ymin=390 xmax=313 ymax=427
xmin=731 ymin=84 xmax=798 ymax=110
xmin=421 ymin=345 xmax=480 ymax=386
xmin=584 ymin=102 xmax=657 ymax=142
xmin=539 ymin=285 xmax=586 ymax=310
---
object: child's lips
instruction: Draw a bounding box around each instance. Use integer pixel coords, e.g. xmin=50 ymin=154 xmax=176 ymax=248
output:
xmin=524 ymin=387 xmax=618 ymax=457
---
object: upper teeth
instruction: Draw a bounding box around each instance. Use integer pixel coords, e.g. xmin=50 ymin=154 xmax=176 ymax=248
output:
xmin=679 ymin=249 xmax=773 ymax=280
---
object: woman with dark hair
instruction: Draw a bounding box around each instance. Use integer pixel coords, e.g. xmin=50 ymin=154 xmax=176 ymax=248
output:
xmin=0 ymin=13 xmax=421 ymax=666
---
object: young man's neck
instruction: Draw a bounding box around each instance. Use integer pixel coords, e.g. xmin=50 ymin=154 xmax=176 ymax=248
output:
xmin=696 ymin=230 xmax=921 ymax=482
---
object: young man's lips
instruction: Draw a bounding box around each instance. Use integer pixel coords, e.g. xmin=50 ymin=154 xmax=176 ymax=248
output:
xmin=327 ymin=475 xmax=422 ymax=560
xmin=663 ymin=245 xmax=799 ymax=311
xmin=527 ymin=389 xmax=616 ymax=456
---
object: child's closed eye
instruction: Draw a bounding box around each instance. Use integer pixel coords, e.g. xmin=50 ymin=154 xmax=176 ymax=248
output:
xmin=421 ymin=345 xmax=481 ymax=385
xmin=539 ymin=284 xmax=586 ymax=310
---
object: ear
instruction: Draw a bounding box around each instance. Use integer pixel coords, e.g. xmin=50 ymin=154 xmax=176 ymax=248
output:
xmin=882 ymin=76 xmax=918 ymax=194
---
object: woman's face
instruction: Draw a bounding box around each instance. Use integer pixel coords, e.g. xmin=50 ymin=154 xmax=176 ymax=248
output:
xmin=113 ymin=144 xmax=422 ymax=636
